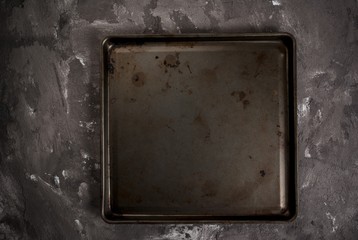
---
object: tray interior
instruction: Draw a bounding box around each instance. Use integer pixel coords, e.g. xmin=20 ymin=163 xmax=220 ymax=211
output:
xmin=102 ymin=35 xmax=296 ymax=222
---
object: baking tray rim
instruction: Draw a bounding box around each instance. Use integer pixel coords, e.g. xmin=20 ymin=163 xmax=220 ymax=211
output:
xmin=101 ymin=33 xmax=297 ymax=223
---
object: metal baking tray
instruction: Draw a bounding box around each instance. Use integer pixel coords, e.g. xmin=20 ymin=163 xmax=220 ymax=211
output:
xmin=101 ymin=34 xmax=296 ymax=223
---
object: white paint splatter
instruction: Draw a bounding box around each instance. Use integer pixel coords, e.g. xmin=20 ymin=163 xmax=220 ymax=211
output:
xmin=94 ymin=163 xmax=100 ymax=170
xmin=298 ymin=97 xmax=311 ymax=123
xmin=62 ymin=170 xmax=70 ymax=180
xmin=75 ymin=53 xmax=86 ymax=66
xmin=77 ymin=93 xmax=89 ymax=103
xmin=80 ymin=149 xmax=90 ymax=160
xmin=343 ymin=90 xmax=352 ymax=105
xmin=53 ymin=26 xmax=58 ymax=39
xmin=27 ymin=72 xmax=35 ymax=86
xmin=78 ymin=182 xmax=89 ymax=199
xmin=152 ymin=0 xmax=214 ymax=32
xmin=79 ymin=121 xmax=95 ymax=132
xmin=326 ymin=212 xmax=338 ymax=233
xmin=56 ymin=60 xmax=71 ymax=114
xmin=91 ymin=19 xmax=112 ymax=26
xmin=332 ymin=59 xmax=344 ymax=67
xmin=304 ymin=146 xmax=311 ymax=158
xmin=316 ymin=109 xmax=322 ymax=121
xmin=54 ymin=175 xmax=60 ymax=188
xmin=310 ymin=70 xmax=326 ymax=80
xmin=26 ymin=173 xmax=38 ymax=182
xmin=302 ymin=169 xmax=314 ymax=189
xmin=74 ymin=219 xmax=84 ymax=233
xmin=27 ymin=104 xmax=35 ymax=117
xmin=150 ymin=225 xmax=223 ymax=240
xmin=112 ymin=2 xmax=148 ymax=27
xmin=112 ymin=3 xmax=130 ymax=21
xmin=30 ymin=175 xmax=37 ymax=181
xmin=37 ymin=177 xmax=62 ymax=195
xmin=271 ymin=0 xmax=281 ymax=6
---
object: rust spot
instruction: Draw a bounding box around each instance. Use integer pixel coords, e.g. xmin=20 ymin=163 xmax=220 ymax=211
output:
xmin=277 ymin=131 xmax=282 ymax=137
xmin=260 ymin=170 xmax=266 ymax=177
xmin=243 ymin=100 xmax=250 ymax=109
xmin=110 ymin=98 xmax=117 ymax=104
xmin=201 ymin=69 xmax=217 ymax=85
xmin=118 ymin=189 xmax=143 ymax=204
xmin=186 ymin=64 xmax=192 ymax=74
xmin=231 ymin=91 xmax=250 ymax=109
xmin=166 ymin=125 xmax=175 ymax=133
xmin=205 ymin=134 xmax=210 ymax=139
xmin=241 ymin=70 xmax=249 ymax=76
xmin=178 ymin=69 xmax=183 ymax=74
xmin=193 ymin=114 xmax=204 ymax=126
xmin=161 ymin=81 xmax=172 ymax=92
xmin=155 ymin=56 xmax=159 ymax=59
xmin=152 ymin=186 xmax=161 ymax=194
xmin=164 ymin=54 xmax=180 ymax=68
xmin=193 ymin=113 xmax=211 ymax=142
xmin=108 ymin=63 xmax=114 ymax=74
xmin=132 ymin=72 xmax=145 ymax=87
xmin=201 ymin=180 xmax=217 ymax=198
xmin=239 ymin=91 xmax=246 ymax=101
xmin=256 ymin=52 xmax=267 ymax=65
xmin=187 ymin=89 xmax=193 ymax=95
xmin=129 ymin=98 xmax=136 ymax=103
xmin=231 ymin=91 xmax=246 ymax=101
xmin=254 ymin=52 xmax=267 ymax=77
xmin=276 ymin=124 xmax=280 ymax=128
xmin=241 ymin=66 xmax=249 ymax=76
xmin=229 ymin=187 xmax=252 ymax=202
xmin=248 ymin=155 xmax=252 ymax=159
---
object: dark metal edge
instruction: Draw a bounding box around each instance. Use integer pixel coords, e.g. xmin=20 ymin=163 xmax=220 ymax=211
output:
xmin=101 ymin=33 xmax=297 ymax=223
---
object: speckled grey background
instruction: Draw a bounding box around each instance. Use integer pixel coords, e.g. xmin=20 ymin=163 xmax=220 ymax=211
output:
xmin=0 ymin=0 xmax=357 ymax=239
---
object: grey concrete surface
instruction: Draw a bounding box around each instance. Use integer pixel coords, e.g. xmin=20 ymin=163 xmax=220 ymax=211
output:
xmin=0 ymin=0 xmax=357 ymax=239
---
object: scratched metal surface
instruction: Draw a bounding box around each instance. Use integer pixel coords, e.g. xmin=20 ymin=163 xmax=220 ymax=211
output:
xmin=104 ymin=37 xmax=294 ymax=220
xmin=0 ymin=0 xmax=357 ymax=239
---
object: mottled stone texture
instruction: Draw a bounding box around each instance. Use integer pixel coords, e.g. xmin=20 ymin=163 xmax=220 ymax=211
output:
xmin=0 ymin=0 xmax=357 ymax=239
